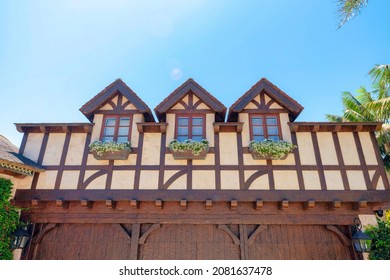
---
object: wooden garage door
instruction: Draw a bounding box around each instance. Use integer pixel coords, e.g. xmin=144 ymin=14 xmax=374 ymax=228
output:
xmin=31 ymin=224 xmax=353 ymax=260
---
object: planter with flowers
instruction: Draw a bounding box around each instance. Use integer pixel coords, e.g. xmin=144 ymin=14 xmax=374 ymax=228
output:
xmin=89 ymin=140 xmax=131 ymax=160
xmin=248 ymin=139 xmax=296 ymax=160
xmin=169 ymin=139 xmax=209 ymax=160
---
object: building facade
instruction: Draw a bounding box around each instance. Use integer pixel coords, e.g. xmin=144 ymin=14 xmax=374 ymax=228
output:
xmin=12 ymin=78 xmax=390 ymax=260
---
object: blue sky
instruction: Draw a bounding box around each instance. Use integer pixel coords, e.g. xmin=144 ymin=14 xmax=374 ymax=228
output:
xmin=1 ymin=0 xmax=389 ymax=145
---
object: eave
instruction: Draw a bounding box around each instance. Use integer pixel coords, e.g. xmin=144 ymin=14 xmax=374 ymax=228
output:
xmin=289 ymin=122 xmax=382 ymax=133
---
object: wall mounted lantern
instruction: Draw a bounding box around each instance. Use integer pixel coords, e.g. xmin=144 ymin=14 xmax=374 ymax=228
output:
xmin=351 ymin=218 xmax=372 ymax=253
xmin=10 ymin=226 xmax=31 ymax=250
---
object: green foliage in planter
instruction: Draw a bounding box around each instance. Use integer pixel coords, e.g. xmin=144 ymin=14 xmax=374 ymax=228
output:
xmin=89 ymin=140 xmax=131 ymax=156
xmin=249 ymin=139 xmax=296 ymax=160
xmin=0 ymin=178 xmax=20 ymax=260
xmin=169 ymin=139 xmax=209 ymax=156
xmin=365 ymin=211 xmax=390 ymax=260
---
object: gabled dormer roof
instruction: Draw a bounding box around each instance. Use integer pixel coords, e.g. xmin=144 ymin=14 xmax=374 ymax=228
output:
xmin=154 ymin=78 xmax=227 ymax=122
xmin=227 ymin=78 xmax=304 ymax=122
xmin=80 ymin=79 xmax=154 ymax=122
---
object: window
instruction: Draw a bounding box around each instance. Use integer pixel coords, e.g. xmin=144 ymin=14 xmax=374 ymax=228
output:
xmin=101 ymin=115 xmax=131 ymax=143
xmin=250 ymin=114 xmax=281 ymax=141
xmin=176 ymin=114 xmax=205 ymax=142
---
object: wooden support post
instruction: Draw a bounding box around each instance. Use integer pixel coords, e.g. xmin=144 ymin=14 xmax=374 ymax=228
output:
xmin=129 ymin=223 xmax=140 ymax=260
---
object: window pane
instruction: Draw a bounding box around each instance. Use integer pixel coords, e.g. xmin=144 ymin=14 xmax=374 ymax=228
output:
xmin=192 ymin=136 xmax=203 ymax=141
xmin=178 ymin=127 xmax=189 ymax=136
xmin=192 ymin=127 xmax=203 ymax=136
xmin=104 ymin=127 xmax=115 ymax=136
xmin=192 ymin=117 xmax=203 ymax=126
xmin=177 ymin=136 xmax=188 ymax=142
xmin=119 ymin=117 xmax=130 ymax=126
xmin=254 ymin=135 xmax=265 ymax=141
xmin=178 ymin=117 xmax=189 ymax=126
xmin=268 ymin=135 xmax=280 ymax=141
xmin=105 ymin=118 xmax=116 ymax=126
xmin=118 ymin=127 xmax=129 ymax=136
xmin=252 ymin=126 xmax=264 ymax=135
xmin=102 ymin=136 xmax=114 ymax=142
xmin=266 ymin=117 xmax=277 ymax=125
xmin=117 ymin=136 xmax=128 ymax=143
xmin=252 ymin=117 xmax=263 ymax=125
xmin=267 ymin=126 xmax=279 ymax=135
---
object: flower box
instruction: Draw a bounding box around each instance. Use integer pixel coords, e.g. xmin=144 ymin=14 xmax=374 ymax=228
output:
xmin=248 ymin=139 xmax=296 ymax=160
xmin=170 ymin=147 xmax=209 ymax=160
xmin=91 ymin=149 xmax=131 ymax=160
xmin=169 ymin=139 xmax=209 ymax=160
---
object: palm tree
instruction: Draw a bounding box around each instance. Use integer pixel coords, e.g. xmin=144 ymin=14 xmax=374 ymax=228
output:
xmin=326 ymin=64 xmax=390 ymax=170
xmin=337 ymin=0 xmax=368 ymax=28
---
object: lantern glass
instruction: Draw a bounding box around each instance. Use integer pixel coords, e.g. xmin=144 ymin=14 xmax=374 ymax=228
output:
xmin=351 ymin=220 xmax=372 ymax=253
xmin=10 ymin=227 xmax=31 ymax=250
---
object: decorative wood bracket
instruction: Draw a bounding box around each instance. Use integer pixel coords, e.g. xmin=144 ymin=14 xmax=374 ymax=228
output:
xmin=139 ymin=224 xmax=161 ymax=244
xmin=325 ymin=225 xmax=351 ymax=246
xmin=31 ymin=199 xmax=46 ymax=208
xmin=329 ymin=201 xmax=341 ymax=210
xmin=255 ymin=200 xmax=263 ymax=210
xmin=205 ymin=200 xmax=213 ymax=210
xmin=80 ymin=200 xmax=93 ymax=209
xmin=230 ymin=200 xmax=238 ymax=210
xmin=303 ymin=200 xmax=315 ymax=210
xmin=137 ymin=122 xmax=168 ymax=133
xmin=105 ymin=200 xmax=117 ymax=209
xmin=155 ymin=200 xmax=163 ymax=209
xmin=180 ymin=200 xmax=187 ymax=210
xmin=130 ymin=200 xmax=139 ymax=209
xmin=248 ymin=225 xmax=269 ymax=245
xmin=278 ymin=200 xmax=289 ymax=210
xmin=353 ymin=201 xmax=368 ymax=211
xmin=217 ymin=225 xmax=240 ymax=245
xmin=55 ymin=200 xmax=69 ymax=209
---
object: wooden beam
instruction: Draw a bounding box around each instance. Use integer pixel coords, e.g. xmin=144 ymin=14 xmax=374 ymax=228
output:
xmin=55 ymin=200 xmax=69 ymax=209
xmin=180 ymin=200 xmax=187 ymax=210
xmin=155 ymin=200 xmax=163 ymax=209
xmin=279 ymin=200 xmax=289 ymax=210
xmin=329 ymin=201 xmax=341 ymax=210
xmin=303 ymin=200 xmax=315 ymax=210
xmin=80 ymin=200 xmax=93 ymax=209
xmin=217 ymin=225 xmax=240 ymax=245
xmin=326 ymin=225 xmax=351 ymax=246
xmin=248 ymin=225 xmax=268 ymax=245
xmin=130 ymin=200 xmax=139 ymax=209
xmin=353 ymin=201 xmax=368 ymax=211
xmin=255 ymin=200 xmax=263 ymax=210
xmin=139 ymin=224 xmax=161 ymax=244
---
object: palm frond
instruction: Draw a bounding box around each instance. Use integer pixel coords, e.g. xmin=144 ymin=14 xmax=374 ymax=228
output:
xmin=325 ymin=114 xmax=344 ymax=122
xmin=337 ymin=0 xmax=368 ymax=28
xmin=369 ymin=64 xmax=390 ymax=92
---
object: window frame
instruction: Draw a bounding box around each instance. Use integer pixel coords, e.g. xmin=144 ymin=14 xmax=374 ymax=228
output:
xmin=174 ymin=113 xmax=206 ymax=141
xmin=249 ymin=113 xmax=282 ymax=141
xmin=100 ymin=114 xmax=132 ymax=143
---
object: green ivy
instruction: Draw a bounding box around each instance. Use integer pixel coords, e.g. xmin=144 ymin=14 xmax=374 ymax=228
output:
xmin=0 ymin=177 xmax=20 ymax=260
xmin=365 ymin=212 xmax=390 ymax=260
xmin=249 ymin=139 xmax=296 ymax=160
xmin=89 ymin=140 xmax=131 ymax=156
xmin=169 ymin=139 xmax=209 ymax=156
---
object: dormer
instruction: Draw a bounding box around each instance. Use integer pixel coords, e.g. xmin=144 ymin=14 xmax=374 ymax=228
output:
xmin=227 ymin=78 xmax=303 ymax=144
xmin=154 ymin=79 xmax=226 ymax=144
xmin=80 ymin=79 xmax=154 ymax=145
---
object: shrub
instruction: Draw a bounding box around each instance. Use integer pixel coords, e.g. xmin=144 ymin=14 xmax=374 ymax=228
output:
xmin=169 ymin=139 xmax=209 ymax=155
xmin=365 ymin=212 xmax=390 ymax=260
xmin=248 ymin=139 xmax=296 ymax=160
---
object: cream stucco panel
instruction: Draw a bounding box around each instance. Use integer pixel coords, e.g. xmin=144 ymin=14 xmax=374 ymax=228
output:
xmin=347 ymin=171 xmax=367 ymax=190
xmin=84 ymin=171 xmax=106 ymax=190
xmin=141 ymin=133 xmax=161 ymax=165
xmin=164 ymin=170 xmax=187 ymax=190
xmin=36 ymin=171 xmax=57 ymax=189
xmin=324 ymin=171 xmax=344 ymax=190
xmin=296 ymin=132 xmax=316 ymax=165
xmin=91 ymin=114 xmax=104 ymax=142
xmin=111 ymin=171 xmax=135 ymax=189
xmin=317 ymin=132 xmax=338 ymax=165
xmin=42 ymin=134 xmax=66 ymax=166
xmin=171 ymin=102 xmax=185 ymax=110
xmin=245 ymin=171 xmax=270 ymax=190
xmin=263 ymin=94 xmax=270 ymax=105
xmin=302 ymin=171 xmax=321 ymax=190
xmin=243 ymin=101 xmax=258 ymax=109
xmin=338 ymin=132 xmax=360 ymax=165
xmin=131 ymin=114 xmax=143 ymax=147
xmin=60 ymin=171 xmax=80 ymax=189
xmin=272 ymin=153 xmax=295 ymax=165
xmin=124 ymin=102 xmax=137 ymax=110
xmin=3 ymin=174 xmax=33 ymax=192
xmin=221 ymin=171 xmax=240 ymax=190
xmin=65 ymin=134 xmax=87 ymax=165
xmin=205 ymin=114 xmax=215 ymax=146
xmin=196 ymin=102 xmax=210 ymax=110
xmin=279 ymin=113 xmax=292 ymax=142
xmin=164 ymin=154 xmax=187 ymax=166
xmin=219 ymin=133 xmax=238 ymax=165
xmin=239 ymin=114 xmax=250 ymax=147
xmin=23 ymin=133 xmax=44 ymax=162
xmin=114 ymin=154 xmax=137 ymax=166
xmin=273 ymin=171 xmax=299 ymax=190
xmin=166 ymin=114 xmax=176 ymax=143
xmin=139 ymin=171 xmax=159 ymax=190
xmin=243 ymin=154 xmax=267 ymax=166
xmin=86 ymin=154 xmax=109 ymax=166
xmin=100 ymin=103 xmax=114 ymax=110
xmin=358 ymin=132 xmax=378 ymax=165
xmin=193 ymin=154 xmax=215 ymax=165
xmin=269 ymin=102 xmax=283 ymax=109
xmin=192 ymin=170 xmax=215 ymax=189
